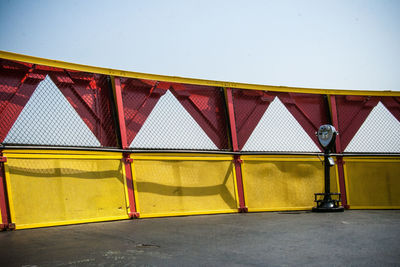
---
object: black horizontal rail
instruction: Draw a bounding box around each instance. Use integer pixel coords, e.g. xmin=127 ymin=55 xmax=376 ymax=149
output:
xmin=1 ymin=144 xmax=400 ymax=157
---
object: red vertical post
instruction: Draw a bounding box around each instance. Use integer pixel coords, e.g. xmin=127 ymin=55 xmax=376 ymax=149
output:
xmin=114 ymin=77 xmax=139 ymax=218
xmin=114 ymin=77 xmax=128 ymax=149
xmin=225 ymin=88 xmax=247 ymax=212
xmin=330 ymin=95 xmax=349 ymax=208
xmin=0 ymin=153 xmax=10 ymax=229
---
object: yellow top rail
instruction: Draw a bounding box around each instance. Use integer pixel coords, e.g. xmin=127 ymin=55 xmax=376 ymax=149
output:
xmin=1 ymin=50 xmax=399 ymax=96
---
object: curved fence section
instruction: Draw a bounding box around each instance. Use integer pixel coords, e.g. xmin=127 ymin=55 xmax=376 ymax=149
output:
xmin=0 ymin=55 xmax=399 ymax=230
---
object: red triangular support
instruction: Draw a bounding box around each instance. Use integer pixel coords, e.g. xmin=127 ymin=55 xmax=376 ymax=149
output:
xmin=49 ymin=71 xmax=118 ymax=147
xmin=0 ymin=59 xmax=46 ymax=142
xmin=334 ymin=95 xmax=380 ymax=151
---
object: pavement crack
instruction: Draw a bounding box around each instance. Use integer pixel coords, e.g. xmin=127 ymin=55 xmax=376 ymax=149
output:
xmin=136 ymin=243 xmax=160 ymax=248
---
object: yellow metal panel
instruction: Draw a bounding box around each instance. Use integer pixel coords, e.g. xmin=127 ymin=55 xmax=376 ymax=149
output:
xmin=139 ymin=210 xmax=237 ymax=219
xmin=3 ymin=149 xmax=122 ymax=156
xmin=132 ymin=153 xmax=233 ymax=159
xmin=346 ymin=206 xmax=400 ymax=210
xmin=231 ymin=162 xmax=241 ymax=208
xmin=243 ymin=157 xmax=322 ymax=162
xmin=343 ymin=163 xmax=351 ymax=205
xmin=14 ymin=215 xmax=130 ymax=230
xmin=345 ymin=158 xmax=400 ymax=208
xmin=4 ymin=154 xmax=129 ymax=229
xmin=131 ymin=161 xmax=141 ymax=214
xmin=242 ymin=156 xmax=339 ymax=212
xmin=132 ymin=156 xmax=233 ymax=161
xmin=121 ymin=162 xmax=132 ymax=214
xmin=132 ymin=155 xmax=238 ymax=217
xmin=5 ymin=154 xmax=122 ymax=160
xmin=241 ymin=155 xmax=325 ymax=161
xmin=345 ymin=158 xmax=400 ymax=163
xmin=3 ymin=162 xmax=15 ymax=225
xmin=247 ymin=207 xmax=314 ymax=212
xmin=1 ymin=50 xmax=399 ymax=96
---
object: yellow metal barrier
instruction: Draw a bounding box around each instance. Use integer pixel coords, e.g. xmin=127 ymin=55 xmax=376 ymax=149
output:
xmin=344 ymin=157 xmax=400 ymax=209
xmin=131 ymin=154 xmax=239 ymax=218
xmin=3 ymin=150 xmax=130 ymax=229
xmin=241 ymin=155 xmax=339 ymax=212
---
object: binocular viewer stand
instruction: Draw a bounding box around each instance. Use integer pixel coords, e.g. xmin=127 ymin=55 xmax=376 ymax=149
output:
xmin=312 ymin=124 xmax=344 ymax=212
xmin=312 ymin=193 xmax=344 ymax=212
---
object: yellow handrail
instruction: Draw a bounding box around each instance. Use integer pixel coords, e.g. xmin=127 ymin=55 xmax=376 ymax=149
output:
xmin=1 ymin=50 xmax=399 ymax=96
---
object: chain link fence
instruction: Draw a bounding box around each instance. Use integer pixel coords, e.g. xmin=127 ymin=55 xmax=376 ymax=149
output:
xmin=1 ymin=58 xmax=400 ymax=153
xmin=232 ymin=89 xmax=329 ymax=153
xmin=120 ymin=78 xmax=229 ymax=150
xmin=0 ymin=59 xmax=118 ymax=148
xmin=336 ymin=95 xmax=400 ymax=153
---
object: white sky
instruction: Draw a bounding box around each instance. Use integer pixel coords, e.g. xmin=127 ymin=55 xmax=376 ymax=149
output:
xmin=1 ymin=0 xmax=399 ymax=91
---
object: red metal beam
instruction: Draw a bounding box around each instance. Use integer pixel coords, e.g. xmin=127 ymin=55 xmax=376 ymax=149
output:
xmin=226 ymin=88 xmax=247 ymax=212
xmin=114 ymin=77 xmax=128 ymax=149
xmin=226 ymin=88 xmax=239 ymax=151
xmin=124 ymin=81 xmax=160 ymax=142
xmin=330 ymin=95 xmax=349 ymax=208
xmin=114 ymin=77 xmax=139 ymax=218
xmin=53 ymin=70 xmax=116 ymax=146
xmin=0 ymin=66 xmax=43 ymax=143
xmin=123 ymin=153 xmax=139 ymax=218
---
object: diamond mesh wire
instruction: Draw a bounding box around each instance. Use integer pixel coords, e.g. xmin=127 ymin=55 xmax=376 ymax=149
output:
xmin=0 ymin=59 xmax=41 ymax=142
xmin=232 ymin=89 xmax=323 ymax=153
xmin=4 ymin=75 xmax=101 ymax=146
xmin=242 ymin=97 xmax=320 ymax=152
xmin=130 ymin=90 xmax=218 ymax=150
xmin=344 ymin=101 xmax=400 ymax=153
xmin=121 ymin=78 xmax=229 ymax=150
xmin=0 ymin=59 xmax=118 ymax=148
xmin=2 ymin=59 xmax=398 ymax=153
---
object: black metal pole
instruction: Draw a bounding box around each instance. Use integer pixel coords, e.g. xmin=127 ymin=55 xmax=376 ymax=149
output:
xmin=324 ymin=149 xmax=331 ymax=199
xmin=324 ymin=149 xmax=331 ymax=194
xmin=313 ymin=146 xmax=344 ymax=212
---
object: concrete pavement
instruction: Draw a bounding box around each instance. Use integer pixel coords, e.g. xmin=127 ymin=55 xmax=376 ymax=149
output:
xmin=0 ymin=210 xmax=399 ymax=266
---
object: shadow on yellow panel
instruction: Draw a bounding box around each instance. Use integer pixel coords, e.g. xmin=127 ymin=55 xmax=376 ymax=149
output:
xmin=242 ymin=156 xmax=338 ymax=212
xmin=133 ymin=158 xmax=238 ymax=217
xmin=5 ymin=155 xmax=129 ymax=229
xmin=345 ymin=158 xmax=400 ymax=208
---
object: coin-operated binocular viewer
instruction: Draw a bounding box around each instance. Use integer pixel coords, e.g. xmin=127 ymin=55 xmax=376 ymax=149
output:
xmin=312 ymin=125 xmax=344 ymax=212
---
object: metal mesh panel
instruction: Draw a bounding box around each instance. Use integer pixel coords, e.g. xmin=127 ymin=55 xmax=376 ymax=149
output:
xmin=232 ymin=89 xmax=271 ymax=151
xmin=121 ymin=78 xmax=229 ymax=150
xmin=0 ymin=59 xmax=118 ymax=148
xmin=242 ymin=97 xmax=320 ymax=152
xmin=345 ymin=101 xmax=400 ymax=153
xmin=335 ymin=95 xmax=400 ymax=153
xmin=0 ymin=59 xmax=45 ymax=142
xmin=232 ymin=89 xmax=327 ymax=152
xmin=334 ymin=95 xmax=379 ymax=152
